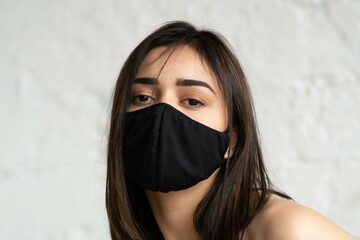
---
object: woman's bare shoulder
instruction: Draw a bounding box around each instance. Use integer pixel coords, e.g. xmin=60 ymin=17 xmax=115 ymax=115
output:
xmin=245 ymin=194 xmax=356 ymax=240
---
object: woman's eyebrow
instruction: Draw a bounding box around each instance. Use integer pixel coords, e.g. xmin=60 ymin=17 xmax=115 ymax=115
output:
xmin=176 ymin=78 xmax=216 ymax=95
xmin=133 ymin=77 xmax=159 ymax=85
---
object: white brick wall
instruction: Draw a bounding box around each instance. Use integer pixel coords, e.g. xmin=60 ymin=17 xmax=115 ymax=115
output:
xmin=1 ymin=0 xmax=359 ymax=239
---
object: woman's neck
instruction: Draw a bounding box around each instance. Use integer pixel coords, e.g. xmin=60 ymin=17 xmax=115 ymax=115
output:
xmin=145 ymin=170 xmax=218 ymax=240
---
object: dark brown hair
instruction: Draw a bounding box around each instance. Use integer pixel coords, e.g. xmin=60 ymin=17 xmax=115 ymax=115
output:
xmin=106 ymin=21 xmax=288 ymax=239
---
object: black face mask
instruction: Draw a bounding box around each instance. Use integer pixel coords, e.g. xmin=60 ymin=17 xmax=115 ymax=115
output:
xmin=123 ymin=103 xmax=230 ymax=192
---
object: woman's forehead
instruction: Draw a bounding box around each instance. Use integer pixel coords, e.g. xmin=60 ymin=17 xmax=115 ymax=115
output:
xmin=137 ymin=45 xmax=217 ymax=82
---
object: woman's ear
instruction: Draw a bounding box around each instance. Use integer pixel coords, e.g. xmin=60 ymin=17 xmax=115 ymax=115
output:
xmin=224 ymin=128 xmax=238 ymax=159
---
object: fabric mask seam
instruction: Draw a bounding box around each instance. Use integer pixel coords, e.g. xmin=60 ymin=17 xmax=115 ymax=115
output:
xmin=155 ymin=105 xmax=166 ymax=191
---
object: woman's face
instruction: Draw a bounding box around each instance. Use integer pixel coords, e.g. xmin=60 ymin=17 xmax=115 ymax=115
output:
xmin=129 ymin=45 xmax=228 ymax=132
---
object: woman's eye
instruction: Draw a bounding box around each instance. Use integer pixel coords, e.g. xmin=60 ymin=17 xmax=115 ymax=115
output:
xmin=138 ymin=95 xmax=151 ymax=102
xmin=184 ymin=99 xmax=204 ymax=107
xmin=131 ymin=95 xmax=154 ymax=104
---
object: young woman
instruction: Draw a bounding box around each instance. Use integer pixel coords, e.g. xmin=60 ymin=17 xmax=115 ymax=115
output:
xmin=106 ymin=21 xmax=355 ymax=240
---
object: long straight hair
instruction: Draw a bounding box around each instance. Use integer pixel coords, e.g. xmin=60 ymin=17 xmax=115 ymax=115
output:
xmin=106 ymin=21 xmax=287 ymax=239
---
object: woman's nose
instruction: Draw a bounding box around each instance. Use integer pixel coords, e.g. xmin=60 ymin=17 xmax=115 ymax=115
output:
xmin=155 ymin=91 xmax=183 ymax=112
xmin=155 ymin=91 xmax=176 ymax=105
